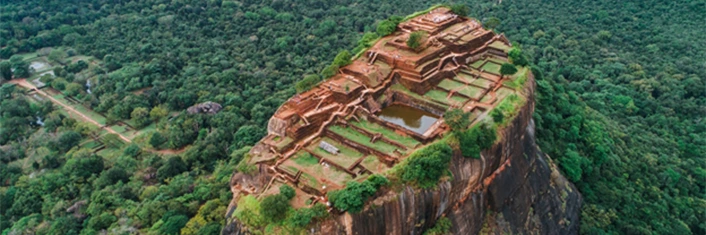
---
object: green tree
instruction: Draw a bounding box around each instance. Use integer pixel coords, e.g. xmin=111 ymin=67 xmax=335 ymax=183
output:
xmin=407 ymin=31 xmax=424 ymax=49
xmin=9 ymin=55 xmax=29 ymax=78
xmin=444 ymin=109 xmax=470 ymax=132
xmin=450 ymin=4 xmax=470 ymax=16
xmin=0 ymin=61 xmax=11 ymax=80
xmin=484 ymin=17 xmax=501 ymax=29
xmin=149 ymin=105 xmax=169 ymax=122
xmin=499 ymin=63 xmax=518 ymax=79
xmin=376 ymin=20 xmax=398 ymax=36
xmin=131 ymin=107 xmax=150 ymax=128
xmin=280 ymin=185 xmax=295 ymax=200
xmin=400 ymin=142 xmax=452 ymax=188
xmin=295 ymin=74 xmax=321 ymax=93
xmin=157 ymin=156 xmax=187 ymax=181
xmin=508 ymin=47 xmax=529 ymax=67
xmin=259 ymin=194 xmax=290 ymax=222
xmin=332 ymin=50 xmax=352 ymax=67
xmin=57 ymin=131 xmax=82 ymax=152
xmin=48 ymin=49 xmax=68 ymax=64
xmin=150 ymin=132 xmax=167 ymax=149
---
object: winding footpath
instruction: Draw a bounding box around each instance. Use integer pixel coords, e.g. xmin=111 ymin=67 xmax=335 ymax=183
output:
xmin=7 ymin=79 xmax=132 ymax=143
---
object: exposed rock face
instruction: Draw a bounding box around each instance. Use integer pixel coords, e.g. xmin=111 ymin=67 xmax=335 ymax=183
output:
xmin=187 ymin=101 xmax=223 ymax=114
xmin=222 ymin=75 xmax=582 ymax=234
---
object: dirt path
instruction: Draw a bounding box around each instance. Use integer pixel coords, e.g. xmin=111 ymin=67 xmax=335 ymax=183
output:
xmin=8 ymin=79 xmax=132 ymax=143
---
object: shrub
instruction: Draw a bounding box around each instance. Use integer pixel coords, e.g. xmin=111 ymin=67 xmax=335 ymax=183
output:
xmin=285 ymin=204 xmax=328 ymax=228
xmin=500 ymin=63 xmax=518 ymax=78
xmin=424 ymin=216 xmax=452 ymax=235
xmin=407 ymin=31 xmax=425 ymax=49
xmin=457 ymin=124 xmax=497 ymax=158
xmin=444 ymin=109 xmax=470 ymax=132
xmin=328 ymin=174 xmax=388 ymax=213
xmin=295 ymin=74 xmax=321 ymax=93
xmin=332 ymin=50 xmax=352 ymax=67
xmin=280 ymin=185 xmax=295 ymax=200
xmin=450 ymin=4 xmax=470 ymax=16
xmin=259 ymin=194 xmax=290 ymax=222
xmin=399 ymin=142 xmax=453 ymax=188
xmin=508 ymin=47 xmax=529 ymax=67
xmin=377 ymin=19 xmax=398 ymax=36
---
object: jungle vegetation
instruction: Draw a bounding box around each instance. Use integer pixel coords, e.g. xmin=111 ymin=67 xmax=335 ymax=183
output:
xmin=0 ymin=0 xmax=704 ymax=234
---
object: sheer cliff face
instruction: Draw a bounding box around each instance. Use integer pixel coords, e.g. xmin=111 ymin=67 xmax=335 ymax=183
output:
xmin=223 ymin=75 xmax=582 ymax=235
xmin=340 ymin=77 xmax=582 ymax=235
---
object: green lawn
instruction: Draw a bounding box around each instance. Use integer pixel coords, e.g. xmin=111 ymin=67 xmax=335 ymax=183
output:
xmin=471 ymin=78 xmax=494 ymax=89
xmin=328 ymin=125 xmax=400 ymax=154
xmin=350 ymin=120 xmax=420 ymax=148
xmin=292 ymin=152 xmax=319 ymax=167
xmin=274 ymin=136 xmax=295 ymax=151
xmin=456 ymin=85 xmax=485 ymax=100
xmin=308 ymin=138 xmax=363 ymax=168
xmin=481 ymin=62 xmax=502 ymax=74
xmin=488 ymin=57 xmax=507 ymax=65
xmin=495 ymin=87 xmax=515 ymax=101
xmin=455 ymin=72 xmax=476 ymax=83
xmin=360 ymin=156 xmax=389 ymax=174
xmin=437 ymin=79 xmax=465 ymax=91
xmin=424 ymin=89 xmax=452 ymax=105
xmin=489 ymin=41 xmax=511 ymax=52
xmin=283 ymin=156 xmax=353 ymax=188
xmin=469 ymin=60 xmax=485 ymax=69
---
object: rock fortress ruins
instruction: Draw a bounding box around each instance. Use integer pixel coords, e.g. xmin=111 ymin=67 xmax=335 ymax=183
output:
xmin=232 ymin=7 xmax=530 ymax=210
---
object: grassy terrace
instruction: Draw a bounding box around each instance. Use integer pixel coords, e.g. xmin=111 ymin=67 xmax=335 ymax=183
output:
xmin=328 ymin=125 xmax=401 ymax=154
xmin=470 ymin=60 xmax=484 ymax=69
xmin=456 ymin=86 xmax=485 ymax=100
xmin=437 ymin=78 xmax=464 ymax=91
xmin=283 ymin=151 xmax=353 ymax=188
xmin=496 ymin=87 xmax=515 ymax=101
xmin=308 ymin=137 xmax=363 ymax=168
xmin=424 ymin=89 xmax=467 ymax=106
xmin=481 ymin=61 xmax=502 ymax=74
xmin=350 ymin=120 xmax=420 ymax=148
xmin=274 ymin=136 xmax=295 ymax=150
xmin=489 ymin=41 xmax=511 ymax=52
xmin=471 ymin=77 xmax=494 ymax=89
xmin=456 ymin=72 xmax=476 ymax=83
xmin=360 ymin=156 xmax=389 ymax=174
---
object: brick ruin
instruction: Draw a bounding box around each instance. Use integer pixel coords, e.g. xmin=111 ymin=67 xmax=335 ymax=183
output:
xmin=235 ymin=7 xmax=526 ymax=207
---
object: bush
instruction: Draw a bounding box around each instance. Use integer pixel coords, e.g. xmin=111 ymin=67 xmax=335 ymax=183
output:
xmin=280 ymin=185 xmax=295 ymax=199
xmin=259 ymin=194 xmax=290 ymax=222
xmin=377 ymin=19 xmax=398 ymax=36
xmin=457 ymin=124 xmax=497 ymax=158
xmin=327 ymin=174 xmax=388 ymax=213
xmin=295 ymin=74 xmax=321 ymax=93
xmin=399 ymin=142 xmax=453 ymax=188
xmin=332 ymin=50 xmax=352 ymax=67
xmin=444 ymin=109 xmax=470 ymax=132
xmin=284 ymin=203 xmax=328 ymax=228
xmin=508 ymin=47 xmax=529 ymax=67
xmin=424 ymin=216 xmax=452 ymax=235
xmin=407 ymin=31 xmax=425 ymax=49
xmin=450 ymin=4 xmax=470 ymax=16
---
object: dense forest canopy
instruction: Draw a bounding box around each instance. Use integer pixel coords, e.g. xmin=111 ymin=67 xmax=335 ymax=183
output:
xmin=0 ymin=0 xmax=704 ymax=234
